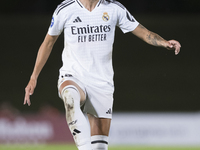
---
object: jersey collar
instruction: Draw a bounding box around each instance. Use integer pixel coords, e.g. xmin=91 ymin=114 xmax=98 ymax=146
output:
xmin=97 ymin=0 xmax=103 ymax=7
xmin=76 ymin=0 xmax=103 ymax=9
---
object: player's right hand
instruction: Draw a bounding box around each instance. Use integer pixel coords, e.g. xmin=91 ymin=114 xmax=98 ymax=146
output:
xmin=24 ymin=78 xmax=37 ymax=106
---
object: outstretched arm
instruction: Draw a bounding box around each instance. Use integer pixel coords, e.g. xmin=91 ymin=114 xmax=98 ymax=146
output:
xmin=132 ymin=24 xmax=181 ymax=55
xmin=24 ymin=34 xmax=59 ymax=106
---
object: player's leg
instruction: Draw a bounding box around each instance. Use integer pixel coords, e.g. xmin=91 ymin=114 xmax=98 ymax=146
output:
xmin=82 ymin=84 xmax=113 ymax=150
xmin=59 ymin=80 xmax=92 ymax=150
xmin=88 ymin=114 xmax=111 ymax=150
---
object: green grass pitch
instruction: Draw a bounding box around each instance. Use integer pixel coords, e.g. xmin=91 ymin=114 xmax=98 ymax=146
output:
xmin=0 ymin=144 xmax=200 ymax=150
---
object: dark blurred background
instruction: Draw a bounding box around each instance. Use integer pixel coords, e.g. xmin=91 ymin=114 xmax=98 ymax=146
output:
xmin=0 ymin=0 xmax=200 ymax=113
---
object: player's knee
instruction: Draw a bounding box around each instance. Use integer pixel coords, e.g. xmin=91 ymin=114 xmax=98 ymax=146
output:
xmin=62 ymin=86 xmax=80 ymax=109
xmin=63 ymin=90 xmax=74 ymax=110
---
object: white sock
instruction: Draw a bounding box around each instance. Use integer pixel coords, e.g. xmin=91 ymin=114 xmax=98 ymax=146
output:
xmin=91 ymin=135 xmax=108 ymax=150
xmin=62 ymin=86 xmax=92 ymax=150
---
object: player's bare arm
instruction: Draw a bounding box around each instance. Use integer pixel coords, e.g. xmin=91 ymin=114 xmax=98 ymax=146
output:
xmin=24 ymin=34 xmax=59 ymax=106
xmin=132 ymin=24 xmax=181 ymax=55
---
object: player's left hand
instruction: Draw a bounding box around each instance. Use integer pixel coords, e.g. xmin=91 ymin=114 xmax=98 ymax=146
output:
xmin=166 ymin=40 xmax=181 ymax=55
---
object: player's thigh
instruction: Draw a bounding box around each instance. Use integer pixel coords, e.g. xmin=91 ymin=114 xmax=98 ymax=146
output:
xmin=88 ymin=114 xmax=111 ymax=136
xmin=59 ymin=80 xmax=86 ymax=102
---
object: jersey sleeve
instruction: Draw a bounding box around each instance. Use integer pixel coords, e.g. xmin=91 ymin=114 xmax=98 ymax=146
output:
xmin=117 ymin=6 xmax=139 ymax=33
xmin=48 ymin=10 xmax=66 ymax=36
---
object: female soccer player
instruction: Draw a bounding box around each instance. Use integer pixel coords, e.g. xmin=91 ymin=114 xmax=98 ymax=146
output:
xmin=24 ymin=0 xmax=181 ymax=150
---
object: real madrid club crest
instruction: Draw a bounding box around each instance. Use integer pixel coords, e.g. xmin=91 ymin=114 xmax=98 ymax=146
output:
xmin=102 ymin=12 xmax=109 ymax=22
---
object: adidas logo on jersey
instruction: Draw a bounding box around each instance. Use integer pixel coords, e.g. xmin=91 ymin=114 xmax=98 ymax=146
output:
xmin=73 ymin=17 xmax=82 ymax=23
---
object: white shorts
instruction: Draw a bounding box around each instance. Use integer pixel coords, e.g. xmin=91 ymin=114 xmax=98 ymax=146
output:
xmin=58 ymin=74 xmax=113 ymax=119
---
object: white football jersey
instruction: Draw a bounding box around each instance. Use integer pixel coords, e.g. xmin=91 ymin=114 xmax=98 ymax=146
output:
xmin=48 ymin=0 xmax=139 ymax=93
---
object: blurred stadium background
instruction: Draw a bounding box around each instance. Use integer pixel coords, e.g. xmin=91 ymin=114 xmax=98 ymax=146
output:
xmin=0 ymin=0 xmax=200 ymax=149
